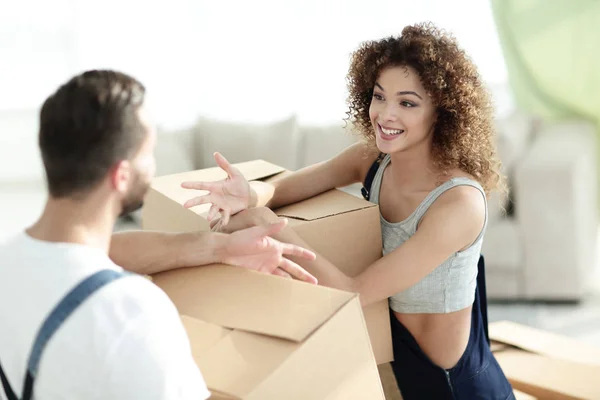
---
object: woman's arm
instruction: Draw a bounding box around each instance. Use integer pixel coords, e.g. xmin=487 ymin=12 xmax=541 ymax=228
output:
xmin=252 ymin=141 xmax=380 ymax=209
xmin=259 ymin=185 xmax=486 ymax=305
xmin=183 ymin=142 xmax=380 ymax=223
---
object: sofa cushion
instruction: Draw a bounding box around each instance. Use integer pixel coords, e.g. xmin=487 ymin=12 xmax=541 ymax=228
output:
xmin=514 ymin=121 xmax=597 ymax=300
xmin=485 ymin=270 xmax=522 ymax=299
xmin=194 ymin=115 xmax=300 ymax=171
xmin=297 ymin=122 xmax=359 ymax=169
xmin=154 ymin=125 xmax=196 ymax=177
xmin=495 ymin=110 xmax=536 ymax=173
xmin=489 ymin=111 xmax=537 ymax=221
xmin=482 ymin=219 xmax=523 ymax=272
xmin=487 ymin=189 xmax=509 ymax=222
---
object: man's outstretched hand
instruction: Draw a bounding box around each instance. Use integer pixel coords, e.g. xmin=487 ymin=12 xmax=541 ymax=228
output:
xmin=219 ymin=218 xmax=318 ymax=284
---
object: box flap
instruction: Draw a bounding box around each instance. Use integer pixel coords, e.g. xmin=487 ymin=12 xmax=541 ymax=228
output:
xmin=489 ymin=320 xmax=600 ymax=366
xmin=205 ymin=392 xmax=236 ymax=400
xmin=181 ymin=314 xmax=298 ymax=399
xmin=180 ymin=315 xmax=231 ymax=358
xmin=152 ymin=265 xmax=356 ymax=343
xmin=232 ymin=159 xmax=287 ymax=181
xmin=513 ymin=389 xmax=536 ymax=400
xmin=490 ymin=340 xmax=509 ymax=353
xmin=494 ymin=348 xmax=600 ymax=400
xmin=196 ymin=328 xmax=300 ymax=399
xmin=275 ymin=189 xmax=376 ymax=221
xmin=149 ymin=159 xmax=285 ymax=209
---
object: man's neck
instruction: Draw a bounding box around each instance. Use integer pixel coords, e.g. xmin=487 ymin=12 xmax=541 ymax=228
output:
xmin=26 ymin=195 xmax=117 ymax=253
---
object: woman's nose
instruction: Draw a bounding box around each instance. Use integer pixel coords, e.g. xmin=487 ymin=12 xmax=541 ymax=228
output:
xmin=380 ymin=104 xmax=399 ymax=122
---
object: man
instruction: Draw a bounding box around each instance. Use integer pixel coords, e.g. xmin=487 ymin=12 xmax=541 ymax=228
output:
xmin=0 ymin=70 xmax=316 ymax=400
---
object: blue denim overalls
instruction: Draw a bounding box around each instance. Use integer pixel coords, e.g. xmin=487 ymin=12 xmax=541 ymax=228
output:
xmin=389 ymin=255 xmax=515 ymax=399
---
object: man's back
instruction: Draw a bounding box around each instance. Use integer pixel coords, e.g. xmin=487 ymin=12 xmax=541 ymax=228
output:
xmin=0 ymin=233 xmax=210 ymax=400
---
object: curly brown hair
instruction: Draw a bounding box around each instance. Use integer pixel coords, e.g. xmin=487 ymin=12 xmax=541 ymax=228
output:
xmin=345 ymin=22 xmax=505 ymax=195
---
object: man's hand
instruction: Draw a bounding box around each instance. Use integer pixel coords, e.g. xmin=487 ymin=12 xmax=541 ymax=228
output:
xmin=218 ymin=218 xmax=318 ymax=284
xmin=181 ymin=152 xmax=252 ymax=226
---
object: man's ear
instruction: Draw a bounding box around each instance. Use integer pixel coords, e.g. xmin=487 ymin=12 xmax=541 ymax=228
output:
xmin=109 ymin=160 xmax=131 ymax=195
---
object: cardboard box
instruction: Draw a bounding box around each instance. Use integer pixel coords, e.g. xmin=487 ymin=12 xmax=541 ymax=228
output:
xmin=513 ymin=389 xmax=537 ymax=400
xmin=490 ymin=321 xmax=600 ymax=400
xmin=377 ymin=363 xmax=403 ymax=400
xmin=153 ymin=264 xmax=385 ymax=399
xmin=142 ymin=160 xmax=393 ymax=365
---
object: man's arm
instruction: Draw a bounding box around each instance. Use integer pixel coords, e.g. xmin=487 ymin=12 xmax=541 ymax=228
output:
xmin=110 ymin=223 xmax=318 ymax=284
xmin=110 ymin=230 xmax=226 ymax=275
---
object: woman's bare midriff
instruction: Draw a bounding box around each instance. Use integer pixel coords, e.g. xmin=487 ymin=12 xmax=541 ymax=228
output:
xmin=394 ymin=306 xmax=472 ymax=370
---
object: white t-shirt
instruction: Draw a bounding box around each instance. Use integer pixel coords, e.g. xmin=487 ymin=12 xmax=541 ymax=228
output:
xmin=0 ymin=233 xmax=211 ymax=400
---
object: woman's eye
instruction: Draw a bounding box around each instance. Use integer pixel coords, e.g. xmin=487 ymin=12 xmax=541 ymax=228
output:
xmin=373 ymin=93 xmax=384 ymax=101
xmin=401 ymin=101 xmax=416 ymax=108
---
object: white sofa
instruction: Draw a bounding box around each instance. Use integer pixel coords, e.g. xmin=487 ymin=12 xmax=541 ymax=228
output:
xmin=152 ymin=113 xmax=600 ymax=301
xmin=4 ymin=103 xmax=596 ymax=301
xmin=153 ymin=115 xmax=359 ymax=176
xmin=483 ymin=116 xmax=598 ymax=301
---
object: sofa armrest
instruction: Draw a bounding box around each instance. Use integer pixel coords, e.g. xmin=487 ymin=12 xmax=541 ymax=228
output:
xmin=514 ymin=120 xmax=597 ymax=299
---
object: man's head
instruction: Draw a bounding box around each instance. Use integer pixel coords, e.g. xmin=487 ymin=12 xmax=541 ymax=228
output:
xmin=39 ymin=70 xmax=156 ymax=216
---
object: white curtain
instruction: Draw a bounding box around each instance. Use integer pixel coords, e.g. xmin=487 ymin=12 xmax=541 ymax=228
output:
xmin=1 ymin=0 xmax=507 ymax=128
xmin=0 ymin=0 xmax=510 ymax=238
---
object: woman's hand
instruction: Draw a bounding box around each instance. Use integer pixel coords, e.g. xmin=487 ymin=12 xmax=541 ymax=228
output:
xmin=181 ymin=152 xmax=253 ymax=226
xmin=210 ymin=207 xmax=280 ymax=234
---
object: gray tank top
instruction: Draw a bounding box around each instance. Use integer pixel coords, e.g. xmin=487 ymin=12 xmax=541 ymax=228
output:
xmin=369 ymin=154 xmax=487 ymax=314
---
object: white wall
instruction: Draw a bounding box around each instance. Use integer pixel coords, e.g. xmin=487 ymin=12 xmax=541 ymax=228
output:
xmin=0 ymin=0 xmax=508 ymax=183
xmin=0 ymin=109 xmax=44 ymax=182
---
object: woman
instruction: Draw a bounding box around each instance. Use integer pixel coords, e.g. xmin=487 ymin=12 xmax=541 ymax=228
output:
xmin=182 ymin=23 xmax=514 ymax=399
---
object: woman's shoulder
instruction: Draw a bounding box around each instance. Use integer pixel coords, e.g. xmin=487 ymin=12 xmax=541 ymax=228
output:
xmin=418 ymin=179 xmax=486 ymax=251
xmin=418 ymin=169 xmax=486 ymax=226
xmin=440 ymin=169 xmax=485 ymax=198
xmin=436 ymin=169 xmax=486 ymax=208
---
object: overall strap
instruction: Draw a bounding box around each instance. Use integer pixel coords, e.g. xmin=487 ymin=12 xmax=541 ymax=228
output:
xmin=0 ymin=362 xmax=17 ymax=400
xmin=361 ymin=153 xmax=385 ymax=201
xmin=476 ymin=254 xmax=490 ymax=344
xmin=0 ymin=269 xmax=127 ymax=400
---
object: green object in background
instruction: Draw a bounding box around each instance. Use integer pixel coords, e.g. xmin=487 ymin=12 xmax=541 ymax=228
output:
xmin=490 ymin=0 xmax=600 ymax=204
xmin=491 ymin=0 xmax=600 ymax=122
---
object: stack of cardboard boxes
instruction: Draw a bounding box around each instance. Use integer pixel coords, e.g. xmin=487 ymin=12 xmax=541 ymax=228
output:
xmin=142 ymin=159 xmax=600 ymax=399
xmin=490 ymin=321 xmax=600 ymax=400
xmin=143 ymin=160 xmax=393 ymax=399
xmin=154 ymin=267 xmax=384 ymax=399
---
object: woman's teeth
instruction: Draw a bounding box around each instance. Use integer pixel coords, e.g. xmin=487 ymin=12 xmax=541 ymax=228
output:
xmin=381 ymin=126 xmax=404 ymax=136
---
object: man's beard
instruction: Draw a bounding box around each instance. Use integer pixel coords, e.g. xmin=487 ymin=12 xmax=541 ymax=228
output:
xmin=119 ymin=169 xmax=150 ymax=218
